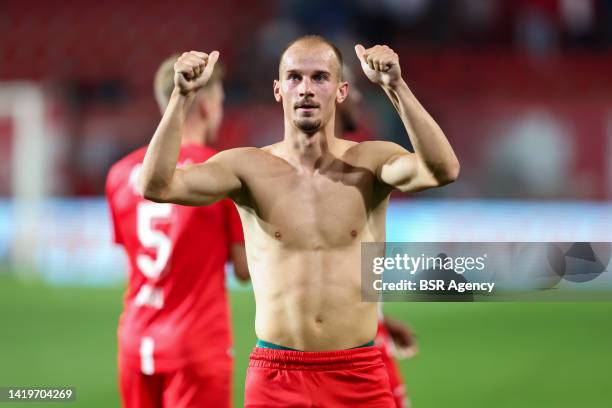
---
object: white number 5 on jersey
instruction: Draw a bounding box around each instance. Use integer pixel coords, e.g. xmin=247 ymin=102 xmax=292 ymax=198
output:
xmin=136 ymin=202 xmax=172 ymax=279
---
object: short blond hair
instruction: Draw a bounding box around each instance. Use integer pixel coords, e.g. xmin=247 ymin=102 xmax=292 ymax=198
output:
xmin=153 ymin=54 xmax=224 ymax=112
xmin=280 ymin=35 xmax=343 ymax=80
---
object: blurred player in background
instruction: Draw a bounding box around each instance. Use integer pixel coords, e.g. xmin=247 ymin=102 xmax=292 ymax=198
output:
xmin=338 ymin=65 xmax=417 ymax=408
xmin=105 ymin=55 xmax=248 ymax=408
xmin=140 ymin=36 xmax=459 ymax=407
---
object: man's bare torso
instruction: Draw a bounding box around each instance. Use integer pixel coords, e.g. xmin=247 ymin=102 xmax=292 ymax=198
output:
xmin=229 ymin=138 xmax=392 ymax=350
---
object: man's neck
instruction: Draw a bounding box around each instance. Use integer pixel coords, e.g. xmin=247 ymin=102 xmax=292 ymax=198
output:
xmin=334 ymin=115 xmax=344 ymax=139
xmin=182 ymin=118 xmax=207 ymax=146
xmin=282 ymin=121 xmax=337 ymax=170
xmin=334 ymin=113 xmax=344 ymax=139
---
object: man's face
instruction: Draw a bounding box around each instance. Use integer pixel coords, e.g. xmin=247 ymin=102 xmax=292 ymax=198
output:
xmin=274 ymin=41 xmax=347 ymax=135
xmin=202 ymin=81 xmax=224 ymax=142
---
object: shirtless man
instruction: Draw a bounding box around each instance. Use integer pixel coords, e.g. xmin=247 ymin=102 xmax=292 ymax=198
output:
xmin=140 ymin=35 xmax=459 ymax=407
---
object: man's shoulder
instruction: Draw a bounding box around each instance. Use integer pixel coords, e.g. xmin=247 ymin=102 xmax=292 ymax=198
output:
xmin=341 ymin=140 xmax=407 ymax=164
xmin=260 ymin=141 xmax=282 ymax=153
xmin=110 ymin=146 xmax=147 ymax=169
xmin=348 ymin=140 xmax=406 ymax=154
xmin=213 ymin=146 xmax=273 ymax=164
xmin=106 ymin=146 xmax=147 ymax=191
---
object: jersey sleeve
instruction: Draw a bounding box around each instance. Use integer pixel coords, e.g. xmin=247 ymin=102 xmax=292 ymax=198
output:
xmin=223 ymin=199 xmax=244 ymax=246
xmin=105 ymin=169 xmax=125 ymax=245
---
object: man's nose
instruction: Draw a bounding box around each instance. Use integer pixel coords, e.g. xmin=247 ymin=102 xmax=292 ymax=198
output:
xmin=297 ymin=78 xmax=314 ymax=97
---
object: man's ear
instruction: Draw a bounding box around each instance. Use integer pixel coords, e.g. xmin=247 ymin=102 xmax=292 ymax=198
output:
xmin=336 ymin=81 xmax=349 ymax=104
xmin=273 ymin=80 xmax=282 ymax=103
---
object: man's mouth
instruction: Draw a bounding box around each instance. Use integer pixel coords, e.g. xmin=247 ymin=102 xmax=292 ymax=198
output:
xmin=295 ymin=101 xmax=320 ymax=110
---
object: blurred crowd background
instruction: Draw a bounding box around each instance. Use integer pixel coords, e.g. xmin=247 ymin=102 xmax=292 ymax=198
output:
xmin=1 ymin=0 xmax=611 ymax=200
xmin=1 ymin=3 xmax=612 ymax=407
xmin=2 ymin=0 xmax=611 ymax=284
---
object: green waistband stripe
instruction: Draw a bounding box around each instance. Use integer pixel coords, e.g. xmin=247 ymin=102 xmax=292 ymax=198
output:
xmin=256 ymin=339 xmax=298 ymax=350
xmin=353 ymin=340 xmax=375 ymax=348
xmin=256 ymin=339 xmax=375 ymax=351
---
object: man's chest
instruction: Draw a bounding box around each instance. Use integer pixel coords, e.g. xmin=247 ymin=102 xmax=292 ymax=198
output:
xmin=239 ymin=161 xmax=380 ymax=246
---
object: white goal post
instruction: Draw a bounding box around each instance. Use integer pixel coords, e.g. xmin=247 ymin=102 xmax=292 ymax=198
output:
xmin=0 ymin=82 xmax=48 ymax=276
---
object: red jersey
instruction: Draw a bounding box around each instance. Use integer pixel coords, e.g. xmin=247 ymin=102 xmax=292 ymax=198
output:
xmin=105 ymin=143 xmax=244 ymax=374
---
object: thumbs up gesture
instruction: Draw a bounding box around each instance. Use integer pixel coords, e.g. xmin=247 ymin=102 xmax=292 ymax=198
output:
xmin=174 ymin=50 xmax=220 ymax=95
xmin=354 ymin=44 xmax=401 ymax=87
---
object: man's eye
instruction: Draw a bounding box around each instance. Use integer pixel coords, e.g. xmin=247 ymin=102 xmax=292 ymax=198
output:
xmin=313 ymin=74 xmax=325 ymax=81
xmin=288 ymin=74 xmax=300 ymax=80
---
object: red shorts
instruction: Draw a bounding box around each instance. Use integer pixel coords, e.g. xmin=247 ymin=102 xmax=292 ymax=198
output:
xmin=245 ymin=346 xmax=394 ymax=407
xmin=118 ymin=356 xmax=231 ymax=408
xmin=376 ymin=322 xmax=410 ymax=408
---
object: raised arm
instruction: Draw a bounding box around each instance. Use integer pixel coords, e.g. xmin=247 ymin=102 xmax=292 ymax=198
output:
xmin=139 ymin=51 xmax=242 ymax=205
xmin=354 ymin=44 xmax=460 ymax=193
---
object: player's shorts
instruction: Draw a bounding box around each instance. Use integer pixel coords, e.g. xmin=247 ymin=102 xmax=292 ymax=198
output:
xmin=376 ymin=322 xmax=410 ymax=408
xmin=244 ymin=344 xmax=395 ymax=407
xmin=118 ymin=355 xmax=231 ymax=408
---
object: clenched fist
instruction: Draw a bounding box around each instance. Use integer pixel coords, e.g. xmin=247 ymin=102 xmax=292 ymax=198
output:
xmin=174 ymin=50 xmax=220 ymax=95
xmin=354 ymin=44 xmax=401 ymax=87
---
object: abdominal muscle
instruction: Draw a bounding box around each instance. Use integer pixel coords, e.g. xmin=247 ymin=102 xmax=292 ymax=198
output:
xmin=248 ymin=241 xmax=379 ymax=351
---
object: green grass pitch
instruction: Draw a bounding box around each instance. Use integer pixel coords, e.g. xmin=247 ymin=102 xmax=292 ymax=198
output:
xmin=1 ymin=274 xmax=611 ymax=407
